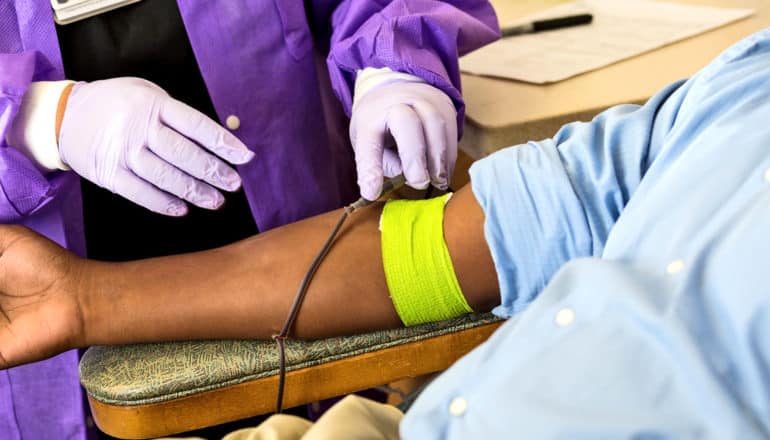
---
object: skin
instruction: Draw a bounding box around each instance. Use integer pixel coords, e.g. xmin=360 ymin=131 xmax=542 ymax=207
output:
xmin=0 ymin=184 xmax=499 ymax=369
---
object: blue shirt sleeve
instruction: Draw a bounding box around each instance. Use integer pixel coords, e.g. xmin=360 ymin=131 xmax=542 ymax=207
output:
xmin=470 ymin=78 xmax=687 ymax=318
xmin=403 ymin=27 xmax=770 ymax=440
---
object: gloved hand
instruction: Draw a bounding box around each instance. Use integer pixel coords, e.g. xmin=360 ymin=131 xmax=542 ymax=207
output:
xmin=58 ymin=78 xmax=254 ymax=216
xmin=349 ymin=81 xmax=457 ymax=201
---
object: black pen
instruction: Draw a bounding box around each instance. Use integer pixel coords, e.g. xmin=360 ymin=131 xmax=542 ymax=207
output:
xmin=501 ymin=13 xmax=593 ymax=37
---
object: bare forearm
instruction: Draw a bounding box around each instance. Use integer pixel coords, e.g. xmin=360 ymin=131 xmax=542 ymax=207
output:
xmin=80 ymin=185 xmax=499 ymax=346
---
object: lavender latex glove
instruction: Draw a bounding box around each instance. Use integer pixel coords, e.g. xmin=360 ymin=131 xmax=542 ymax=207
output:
xmin=349 ymin=81 xmax=458 ymax=201
xmin=58 ymin=78 xmax=254 ymax=216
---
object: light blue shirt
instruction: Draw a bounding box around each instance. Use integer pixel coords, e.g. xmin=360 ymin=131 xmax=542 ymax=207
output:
xmin=402 ymin=28 xmax=770 ymax=439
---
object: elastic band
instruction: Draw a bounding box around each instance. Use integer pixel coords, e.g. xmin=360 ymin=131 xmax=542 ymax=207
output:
xmin=381 ymin=194 xmax=472 ymax=326
xmin=55 ymin=83 xmax=75 ymax=143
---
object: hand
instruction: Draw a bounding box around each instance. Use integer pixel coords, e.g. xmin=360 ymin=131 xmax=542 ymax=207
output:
xmin=349 ymin=81 xmax=457 ymax=201
xmin=0 ymin=226 xmax=86 ymax=368
xmin=59 ymin=78 xmax=255 ymax=216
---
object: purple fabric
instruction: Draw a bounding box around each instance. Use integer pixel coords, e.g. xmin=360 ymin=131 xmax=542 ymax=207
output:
xmin=176 ymin=0 xmax=499 ymax=229
xmin=5 ymin=352 xmax=88 ymax=440
xmin=0 ymin=4 xmax=91 ymax=439
xmin=176 ymin=0 xmax=359 ymax=229
xmin=0 ymin=0 xmax=498 ymax=437
xmin=327 ymin=0 xmax=500 ymax=132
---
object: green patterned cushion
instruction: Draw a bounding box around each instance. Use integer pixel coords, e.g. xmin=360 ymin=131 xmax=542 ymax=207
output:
xmin=80 ymin=313 xmax=500 ymax=406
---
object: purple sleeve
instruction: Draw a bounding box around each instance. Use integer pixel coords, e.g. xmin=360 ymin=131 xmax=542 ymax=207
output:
xmin=326 ymin=0 xmax=500 ymax=125
xmin=0 ymin=51 xmax=68 ymax=222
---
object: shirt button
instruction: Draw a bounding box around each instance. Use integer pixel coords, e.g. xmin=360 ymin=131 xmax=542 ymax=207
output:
xmin=225 ymin=115 xmax=241 ymax=130
xmin=555 ymin=308 xmax=576 ymax=327
xmin=666 ymin=259 xmax=685 ymax=274
xmin=448 ymin=397 xmax=467 ymax=416
xmin=764 ymin=168 xmax=770 ymax=182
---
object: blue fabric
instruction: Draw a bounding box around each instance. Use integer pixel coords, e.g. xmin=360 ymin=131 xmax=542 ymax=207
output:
xmin=402 ymin=27 xmax=770 ymax=439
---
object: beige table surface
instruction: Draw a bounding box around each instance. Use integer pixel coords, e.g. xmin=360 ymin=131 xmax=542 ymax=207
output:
xmin=460 ymin=0 xmax=770 ymax=158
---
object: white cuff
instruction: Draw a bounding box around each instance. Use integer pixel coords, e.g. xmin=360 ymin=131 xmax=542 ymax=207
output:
xmin=51 ymin=0 xmax=143 ymax=25
xmin=5 ymin=80 xmax=73 ymax=172
xmin=353 ymin=67 xmax=426 ymax=109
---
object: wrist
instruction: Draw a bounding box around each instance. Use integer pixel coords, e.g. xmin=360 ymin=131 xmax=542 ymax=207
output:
xmin=353 ymin=67 xmax=426 ymax=110
xmin=75 ymin=259 xmax=113 ymax=347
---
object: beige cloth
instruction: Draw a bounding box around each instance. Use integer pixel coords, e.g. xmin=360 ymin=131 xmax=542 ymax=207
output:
xmin=222 ymin=395 xmax=403 ymax=440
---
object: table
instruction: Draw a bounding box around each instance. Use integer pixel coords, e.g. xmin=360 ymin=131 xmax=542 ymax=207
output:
xmin=459 ymin=0 xmax=770 ymax=159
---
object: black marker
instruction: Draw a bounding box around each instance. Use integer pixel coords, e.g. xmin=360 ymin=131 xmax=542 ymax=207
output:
xmin=501 ymin=13 xmax=593 ymax=37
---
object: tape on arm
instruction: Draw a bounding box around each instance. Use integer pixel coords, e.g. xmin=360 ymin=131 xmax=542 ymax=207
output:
xmin=380 ymin=194 xmax=473 ymax=326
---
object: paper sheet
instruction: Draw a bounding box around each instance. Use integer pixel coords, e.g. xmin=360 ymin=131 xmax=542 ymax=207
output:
xmin=459 ymin=0 xmax=754 ymax=84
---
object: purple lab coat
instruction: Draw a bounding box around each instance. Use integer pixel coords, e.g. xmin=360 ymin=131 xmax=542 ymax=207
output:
xmin=0 ymin=0 xmax=498 ymax=438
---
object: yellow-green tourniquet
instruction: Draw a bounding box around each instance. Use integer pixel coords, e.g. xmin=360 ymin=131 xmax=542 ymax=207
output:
xmin=381 ymin=194 xmax=473 ymax=326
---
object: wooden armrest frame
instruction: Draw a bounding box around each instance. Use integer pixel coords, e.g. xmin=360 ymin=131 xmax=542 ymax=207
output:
xmin=89 ymin=321 xmax=502 ymax=439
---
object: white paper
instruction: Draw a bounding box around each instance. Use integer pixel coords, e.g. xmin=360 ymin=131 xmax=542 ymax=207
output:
xmin=460 ymin=0 xmax=754 ymax=84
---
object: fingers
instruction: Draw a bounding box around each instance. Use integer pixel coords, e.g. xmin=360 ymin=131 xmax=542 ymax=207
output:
xmin=382 ymin=149 xmax=403 ymax=178
xmin=109 ymin=168 xmax=189 ymax=216
xmin=410 ymin=100 xmax=457 ymax=190
xmin=352 ymin=128 xmax=386 ymax=201
xmin=149 ymin=126 xmax=242 ymax=192
xmin=386 ymin=104 xmax=430 ymax=190
xmin=159 ymin=97 xmax=255 ymax=165
xmin=127 ymin=149 xmax=225 ymax=212
xmin=351 ymin=82 xmax=458 ymax=198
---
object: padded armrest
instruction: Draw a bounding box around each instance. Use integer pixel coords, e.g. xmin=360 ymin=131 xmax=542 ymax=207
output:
xmin=80 ymin=313 xmax=501 ymax=407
